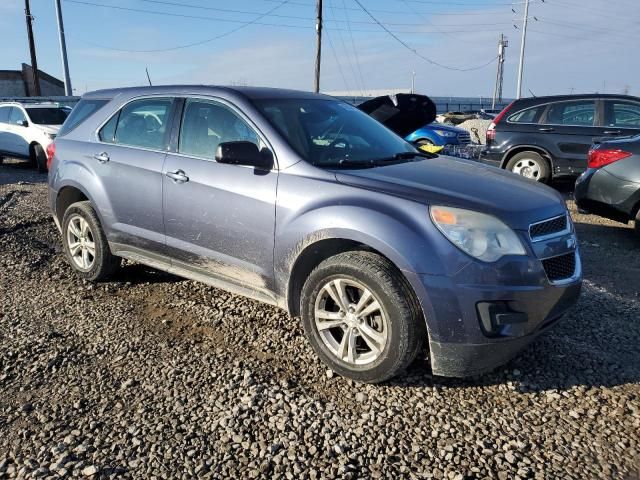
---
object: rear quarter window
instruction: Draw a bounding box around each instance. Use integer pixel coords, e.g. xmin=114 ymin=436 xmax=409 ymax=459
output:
xmin=58 ymin=99 xmax=109 ymax=136
xmin=507 ymin=105 xmax=544 ymax=124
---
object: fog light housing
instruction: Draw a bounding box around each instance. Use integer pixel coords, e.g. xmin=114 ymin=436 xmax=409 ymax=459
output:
xmin=477 ymin=301 xmax=528 ymax=337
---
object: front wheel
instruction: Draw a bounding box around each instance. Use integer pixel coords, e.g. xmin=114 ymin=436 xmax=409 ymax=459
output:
xmin=506 ymin=151 xmax=550 ymax=183
xmin=300 ymin=251 xmax=425 ymax=383
xmin=62 ymin=201 xmax=121 ymax=281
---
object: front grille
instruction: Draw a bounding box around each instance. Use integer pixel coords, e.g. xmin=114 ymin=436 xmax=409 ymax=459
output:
xmin=542 ymin=252 xmax=576 ymax=282
xmin=457 ymin=132 xmax=471 ymax=145
xmin=530 ymin=215 xmax=568 ymax=240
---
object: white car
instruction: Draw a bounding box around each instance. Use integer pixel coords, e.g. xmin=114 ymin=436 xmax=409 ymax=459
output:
xmin=0 ymin=102 xmax=70 ymax=172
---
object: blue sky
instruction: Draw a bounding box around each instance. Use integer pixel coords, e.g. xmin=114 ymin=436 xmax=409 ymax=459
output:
xmin=1 ymin=0 xmax=638 ymax=97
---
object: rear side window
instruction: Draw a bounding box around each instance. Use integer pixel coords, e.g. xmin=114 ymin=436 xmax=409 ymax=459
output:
xmin=545 ymin=100 xmax=595 ymax=126
xmin=58 ymin=99 xmax=108 ymax=136
xmin=606 ymin=101 xmax=640 ymax=128
xmin=111 ymin=98 xmax=173 ymax=150
xmin=507 ymin=105 xmax=544 ymax=124
xmin=0 ymin=107 xmax=10 ymax=123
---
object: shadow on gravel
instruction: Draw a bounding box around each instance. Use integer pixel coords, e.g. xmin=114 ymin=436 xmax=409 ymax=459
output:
xmin=110 ymin=263 xmax=181 ymax=285
xmin=0 ymin=161 xmax=46 ymax=185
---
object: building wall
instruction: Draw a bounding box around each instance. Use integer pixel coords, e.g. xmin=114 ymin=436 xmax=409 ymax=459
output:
xmin=0 ymin=65 xmax=65 ymax=97
xmin=0 ymin=71 xmax=27 ymax=96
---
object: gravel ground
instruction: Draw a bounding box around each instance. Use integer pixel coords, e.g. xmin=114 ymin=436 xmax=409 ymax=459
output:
xmin=1 ymin=159 xmax=639 ymax=480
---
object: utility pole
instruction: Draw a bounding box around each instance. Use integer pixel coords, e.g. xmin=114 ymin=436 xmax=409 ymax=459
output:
xmin=24 ymin=0 xmax=41 ymax=96
xmin=516 ymin=0 xmax=530 ymax=99
xmin=313 ymin=0 xmax=323 ymax=93
xmin=492 ymin=34 xmax=508 ymax=109
xmin=54 ymin=0 xmax=73 ymax=96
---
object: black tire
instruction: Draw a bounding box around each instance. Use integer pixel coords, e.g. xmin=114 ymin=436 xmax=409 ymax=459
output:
xmin=61 ymin=201 xmax=121 ymax=281
xmin=31 ymin=144 xmax=47 ymax=173
xmin=505 ymin=151 xmax=550 ymax=183
xmin=300 ymin=251 xmax=425 ymax=383
xmin=635 ymin=208 xmax=640 ymax=239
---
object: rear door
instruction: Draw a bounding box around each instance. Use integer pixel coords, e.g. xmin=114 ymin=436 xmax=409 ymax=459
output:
xmin=93 ymin=96 xmax=175 ymax=256
xmin=601 ymin=99 xmax=640 ymax=138
xmin=162 ymin=97 xmax=278 ymax=299
xmin=538 ymin=99 xmax=599 ymax=175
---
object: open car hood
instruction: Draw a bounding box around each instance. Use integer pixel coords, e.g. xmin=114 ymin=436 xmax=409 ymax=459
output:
xmin=357 ymin=94 xmax=437 ymax=138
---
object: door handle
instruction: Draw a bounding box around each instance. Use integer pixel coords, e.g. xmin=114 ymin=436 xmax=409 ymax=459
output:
xmin=603 ymin=130 xmax=621 ymax=135
xmin=538 ymin=127 xmax=555 ymax=132
xmin=93 ymin=152 xmax=110 ymax=163
xmin=165 ymin=169 xmax=189 ymax=183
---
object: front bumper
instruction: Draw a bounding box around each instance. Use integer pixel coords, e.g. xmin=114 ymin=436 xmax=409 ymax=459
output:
xmin=405 ymin=238 xmax=582 ymax=377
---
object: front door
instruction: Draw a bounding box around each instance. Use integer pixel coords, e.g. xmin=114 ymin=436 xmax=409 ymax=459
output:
xmin=538 ymin=99 xmax=599 ymax=175
xmin=162 ymin=97 xmax=278 ymax=299
xmin=93 ymin=97 xmax=175 ymax=256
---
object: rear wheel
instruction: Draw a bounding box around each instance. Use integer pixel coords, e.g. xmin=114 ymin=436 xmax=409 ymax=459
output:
xmin=31 ymin=144 xmax=47 ymax=173
xmin=300 ymin=251 xmax=425 ymax=383
xmin=506 ymin=151 xmax=550 ymax=183
xmin=62 ymin=201 xmax=121 ymax=281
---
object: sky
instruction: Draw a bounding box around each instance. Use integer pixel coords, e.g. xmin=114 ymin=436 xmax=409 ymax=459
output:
xmin=1 ymin=0 xmax=638 ymax=98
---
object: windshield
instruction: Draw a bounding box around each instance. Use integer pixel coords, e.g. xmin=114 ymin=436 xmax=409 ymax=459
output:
xmin=252 ymin=98 xmax=416 ymax=167
xmin=26 ymin=107 xmax=69 ymax=125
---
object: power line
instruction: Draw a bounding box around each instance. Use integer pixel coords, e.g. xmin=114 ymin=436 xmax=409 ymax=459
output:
xmin=342 ymin=0 xmax=367 ymax=95
xmin=351 ymin=0 xmax=498 ymax=72
xmin=66 ymin=0 xmax=292 ymax=52
xmin=327 ymin=1 xmax=363 ymax=96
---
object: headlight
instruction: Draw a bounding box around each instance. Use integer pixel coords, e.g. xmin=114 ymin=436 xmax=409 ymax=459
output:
xmin=430 ymin=206 xmax=526 ymax=262
xmin=433 ymin=130 xmax=457 ymax=138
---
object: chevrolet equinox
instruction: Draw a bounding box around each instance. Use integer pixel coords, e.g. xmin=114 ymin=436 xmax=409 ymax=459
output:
xmin=47 ymin=86 xmax=582 ymax=383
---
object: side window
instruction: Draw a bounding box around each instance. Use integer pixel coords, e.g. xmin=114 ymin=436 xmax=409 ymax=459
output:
xmin=9 ymin=107 xmax=26 ymax=125
xmin=58 ymin=99 xmax=108 ymax=136
xmin=179 ymin=99 xmax=259 ymax=159
xmin=545 ymin=101 xmax=595 ymax=126
xmin=0 ymin=107 xmax=11 ymax=123
xmin=113 ymin=98 xmax=173 ymax=150
xmin=98 ymin=113 xmax=119 ymax=143
xmin=507 ymin=105 xmax=544 ymax=124
xmin=607 ymin=101 xmax=640 ymax=128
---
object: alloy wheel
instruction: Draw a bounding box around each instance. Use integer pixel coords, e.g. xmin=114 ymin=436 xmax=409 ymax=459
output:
xmin=314 ymin=278 xmax=388 ymax=365
xmin=66 ymin=214 xmax=96 ymax=271
xmin=512 ymin=158 xmax=542 ymax=180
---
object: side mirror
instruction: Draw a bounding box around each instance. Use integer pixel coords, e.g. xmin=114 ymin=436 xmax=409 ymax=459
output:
xmin=17 ymin=120 xmax=28 ymax=127
xmin=215 ymin=141 xmax=273 ymax=170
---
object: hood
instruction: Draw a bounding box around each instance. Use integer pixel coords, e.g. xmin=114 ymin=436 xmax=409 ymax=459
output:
xmin=37 ymin=124 xmax=61 ymax=135
xmin=334 ymin=157 xmax=567 ymax=230
xmin=357 ymin=94 xmax=437 ymax=138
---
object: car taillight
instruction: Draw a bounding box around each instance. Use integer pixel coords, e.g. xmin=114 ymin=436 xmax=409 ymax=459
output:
xmin=486 ymin=101 xmax=514 ymax=143
xmin=46 ymin=142 xmax=56 ymax=170
xmin=587 ymin=148 xmax=632 ymax=169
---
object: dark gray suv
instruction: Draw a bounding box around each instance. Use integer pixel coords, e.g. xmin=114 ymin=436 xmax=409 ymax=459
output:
xmin=47 ymin=86 xmax=582 ymax=383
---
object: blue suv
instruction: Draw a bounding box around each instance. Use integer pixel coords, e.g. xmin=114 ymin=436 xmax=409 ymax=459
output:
xmin=47 ymin=86 xmax=581 ymax=383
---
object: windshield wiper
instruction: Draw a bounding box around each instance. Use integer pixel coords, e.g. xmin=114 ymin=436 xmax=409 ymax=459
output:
xmin=321 ymin=151 xmax=436 ymax=169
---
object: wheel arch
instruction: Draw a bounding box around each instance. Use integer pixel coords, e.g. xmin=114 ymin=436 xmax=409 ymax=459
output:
xmin=501 ymin=145 xmax=554 ymax=172
xmin=285 ymin=237 xmax=425 ymax=323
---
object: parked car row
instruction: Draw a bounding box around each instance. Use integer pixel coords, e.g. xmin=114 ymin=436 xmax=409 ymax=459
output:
xmin=481 ymin=94 xmax=640 ymax=183
xmin=46 ymin=86 xmax=582 ymax=383
xmin=0 ymin=102 xmax=69 ymax=172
